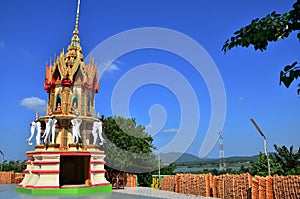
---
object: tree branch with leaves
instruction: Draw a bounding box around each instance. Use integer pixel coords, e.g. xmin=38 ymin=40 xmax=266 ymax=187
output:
xmin=222 ymin=0 xmax=300 ymax=94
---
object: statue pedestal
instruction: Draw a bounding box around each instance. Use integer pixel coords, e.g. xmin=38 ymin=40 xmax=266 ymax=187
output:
xmin=45 ymin=143 xmax=60 ymax=151
xmin=35 ymin=145 xmax=45 ymax=151
xmin=17 ymin=148 xmax=111 ymax=194
xmin=68 ymin=143 xmax=83 ymax=150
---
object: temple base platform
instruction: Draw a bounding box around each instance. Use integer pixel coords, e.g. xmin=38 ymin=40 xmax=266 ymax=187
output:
xmin=16 ymin=184 xmax=112 ymax=194
xmin=16 ymin=147 xmax=111 ymax=194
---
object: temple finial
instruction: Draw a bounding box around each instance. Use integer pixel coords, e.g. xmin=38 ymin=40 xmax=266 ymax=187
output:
xmin=66 ymin=0 xmax=84 ymax=63
xmin=75 ymin=0 xmax=80 ymax=33
xmin=71 ymin=0 xmax=81 ymax=46
xmin=35 ymin=111 xmax=39 ymax=120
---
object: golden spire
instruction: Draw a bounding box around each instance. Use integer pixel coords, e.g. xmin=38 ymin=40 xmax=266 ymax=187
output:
xmin=75 ymin=0 xmax=80 ymax=33
xmin=66 ymin=0 xmax=84 ymax=64
xmin=71 ymin=0 xmax=81 ymax=46
xmin=64 ymin=0 xmax=84 ymax=74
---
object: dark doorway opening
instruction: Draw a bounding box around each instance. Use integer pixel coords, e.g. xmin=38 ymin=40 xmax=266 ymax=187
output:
xmin=59 ymin=156 xmax=90 ymax=186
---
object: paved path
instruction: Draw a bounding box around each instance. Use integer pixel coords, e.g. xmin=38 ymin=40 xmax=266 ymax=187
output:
xmin=1 ymin=185 xmax=220 ymax=199
xmin=114 ymin=187 xmax=219 ymax=199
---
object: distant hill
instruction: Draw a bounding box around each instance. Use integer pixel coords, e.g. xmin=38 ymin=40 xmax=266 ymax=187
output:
xmin=225 ymin=155 xmax=258 ymax=163
xmin=160 ymin=152 xmax=259 ymax=165
xmin=160 ymin=152 xmax=201 ymax=164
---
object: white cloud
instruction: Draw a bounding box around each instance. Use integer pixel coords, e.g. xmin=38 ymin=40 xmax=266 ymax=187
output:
xmin=20 ymin=97 xmax=47 ymax=111
xmin=145 ymin=124 xmax=153 ymax=129
xmin=98 ymin=60 xmax=121 ymax=76
xmin=145 ymin=125 xmax=154 ymax=132
xmin=106 ymin=63 xmax=120 ymax=73
xmin=163 ymin=128 xmax=178 ymax=133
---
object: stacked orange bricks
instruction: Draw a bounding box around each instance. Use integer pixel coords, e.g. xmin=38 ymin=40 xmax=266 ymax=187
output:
xmin=14 ymin=173 xmax=25 ymax=184
xmin=125 ymin=173 xmax=137 ymax=187
xmin=251 ymin=176 xmax=268 ymax=199
xmin=212 ymin=173 xmax=252 ymax=199
xmin=272 ymin=175 xmax=299 ymax=199
xmin=160 ymin=175 xmax=176 ymax=191
xmin=160 ymin=173 xmax=300 ymax=199
xmin=162 ymin=174 xmax=212 ymax=197
xmin=0 ymin=171 xmax=24 ymax=184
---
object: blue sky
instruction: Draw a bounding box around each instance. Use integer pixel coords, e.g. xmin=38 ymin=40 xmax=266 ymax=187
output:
xmin=0 ymin=0 xmax=299 ymax=161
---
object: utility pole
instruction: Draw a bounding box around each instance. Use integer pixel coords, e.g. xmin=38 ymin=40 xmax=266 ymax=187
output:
xmin=144 ymin=140 xmax=160 ymax=186
xmin=218 ymin=131 xmax=226 ymax=171
xmin=250 ymin=118 xmax=271 ymax=176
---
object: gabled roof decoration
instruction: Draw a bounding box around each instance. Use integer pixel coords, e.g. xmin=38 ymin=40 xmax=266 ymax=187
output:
xmin=44 ymin=0 xmax=99 ymax=93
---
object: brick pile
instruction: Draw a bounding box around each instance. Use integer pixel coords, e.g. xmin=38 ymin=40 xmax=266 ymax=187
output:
xmin=234 ymin=173 xmax=252 ymax=199
xmin=160 ymin=175 xmax=176 ymax=191
xmin=252 ymin=176 xmax=259 ymax=199
xmin=273 ymin=175 xmax=300 ymax=199
xmin=251 ymin=175 xmax=300 ymax=199
xmin=0 ymin=172 xmax=25 ymax=184
xmin=160 ymin=173 xmax=300 ymax=199
xmin=0 ymin=172 xmax=14 ymax=184
xmin=213 ymin=173 xmax=252 ymax=199
xmin=14 ymin=173 xmax=25 ymax=184
xmin=125 ymin=173 xmax=137 ymax=187
xmin=265 ymin=176 xmax=274 ymax=199
xmin=162 ymin=174 xmax=212 ymax=197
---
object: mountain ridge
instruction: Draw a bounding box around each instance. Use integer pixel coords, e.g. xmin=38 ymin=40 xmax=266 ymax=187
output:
xmin=160 ymin=152 xmax=259 ymax=164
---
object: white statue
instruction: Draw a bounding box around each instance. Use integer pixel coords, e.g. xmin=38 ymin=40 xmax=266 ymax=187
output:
xmin=42 ymin=113 xmax=57 ymax=144
xmin=71 ymin=115 xmax=82 ymax=143
xmin=92 ymin=113 xmax=105 ymax=145
xmin=27 ymin=112 xmax=42 ymax=146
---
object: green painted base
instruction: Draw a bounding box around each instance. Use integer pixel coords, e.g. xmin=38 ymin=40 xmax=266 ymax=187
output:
xmin=16 ymin=184 xmax=112 ymax=195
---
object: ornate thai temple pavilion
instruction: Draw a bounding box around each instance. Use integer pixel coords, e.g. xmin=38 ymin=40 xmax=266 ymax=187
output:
xmin=16 ymin=0 xmax=112 ymax=194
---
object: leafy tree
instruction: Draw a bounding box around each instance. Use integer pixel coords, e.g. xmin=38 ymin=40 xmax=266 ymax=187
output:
xmin=249 ymin=152 xmax=282 ymax=176
xmin=2 ymin=160 xmax=26 ymax=172
xmin=155 ymin=163 xmax=176 ymax=175
xmin=136 ymin=163 xmax=176 ymax=187
xmin=137 ymin=172 xmax=153 ymax=187
xmin=273 ymin=144 xmax=300 ymax=175
xmin=240 ymin=165 xmax=249 ymax=173
xmin=102 ymin=116 xmax=158 ymax=186
xmin=222 ymin=0 xmax=300 ymax=94
xmin=249 ymin=145 xmax=300 ymax=176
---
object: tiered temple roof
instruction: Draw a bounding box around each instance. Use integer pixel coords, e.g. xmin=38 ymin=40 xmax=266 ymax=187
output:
xmin=44 ymin=0 xmax=99 ymax=94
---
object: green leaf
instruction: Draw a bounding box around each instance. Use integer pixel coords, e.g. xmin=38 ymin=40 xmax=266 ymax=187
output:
xmin=291 ymin=61 xmax=298 ymax=67
xmin=284 ymin=65 xmax=293 ymax=72
xmin=295 ymin=70 xmax=300 ymax=79
xmin=280 ymin=75 xmax=293 ymax=88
